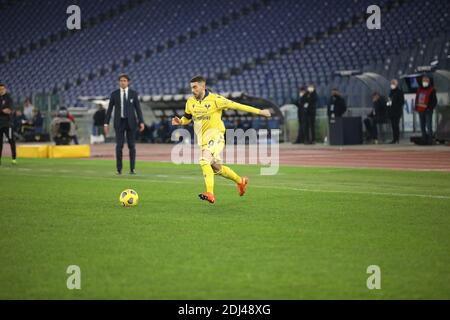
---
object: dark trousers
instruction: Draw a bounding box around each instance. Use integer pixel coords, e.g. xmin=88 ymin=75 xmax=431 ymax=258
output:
xmin=419 ymin=109 xmax=433 ymax=144
xmin=295 ymin=112 xmax=305 ymax=143
xmin=364 ymin=117 xmax=379 ymax=140
xmin=304 ymin=113 xmax=316 ymax=144
xmin=0 ymin=126 xmax=16 ymax=160
xmin=390 ymin=116 xmax=401 ymax=142
xmin=115 ymin=118 xmax=136 ymax=172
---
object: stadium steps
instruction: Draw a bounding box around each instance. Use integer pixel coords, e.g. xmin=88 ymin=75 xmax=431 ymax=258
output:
xmin=365 ymin=30 xmax=450 ymax=79
xmin=50 ymin=0 xmax=271 ymax=95
xmin=205 ymin=0 xmax=407 ymax=90
xmin=0 ymin=0 xmax=148 ymax=64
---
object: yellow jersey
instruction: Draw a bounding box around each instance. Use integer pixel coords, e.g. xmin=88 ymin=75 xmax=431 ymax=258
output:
xmin=180 ymin=90 xmax=261 ymax=145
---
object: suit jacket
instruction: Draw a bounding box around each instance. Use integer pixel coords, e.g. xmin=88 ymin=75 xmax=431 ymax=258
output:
xmin=296 ymin=95 xmax=308 ymax=119
xmin=305 ymin=91 xmax=318 ymax=116
xmin=105 ymin=88 xmax=144 ymax=129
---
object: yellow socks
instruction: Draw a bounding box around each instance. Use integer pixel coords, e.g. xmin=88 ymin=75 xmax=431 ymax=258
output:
xmin=201 ymin=163 xmax=215 ymax=194
xmin=217 ymin=165 xmax=242 ymax=184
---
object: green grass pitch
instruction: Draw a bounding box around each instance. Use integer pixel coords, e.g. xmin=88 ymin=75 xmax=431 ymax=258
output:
xmin=0 ymin=158 xmax=449 ymax=299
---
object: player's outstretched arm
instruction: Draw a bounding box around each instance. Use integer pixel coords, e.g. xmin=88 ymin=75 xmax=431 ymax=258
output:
xmin=259 ymin=109 xmax=271 ymax=117
xmin=232 ymin=103 xmax=271 ymax=118
xmin=218 ymin=96 xmax=271 ymax=118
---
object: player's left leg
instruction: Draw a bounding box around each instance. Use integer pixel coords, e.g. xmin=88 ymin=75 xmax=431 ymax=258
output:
xmin=126 ymin=126 xmax=137 ymax=174
xmin=212 ymin=163 xmax=241 ymax=184
xmin=209 ymin=137 xmax=248 ymax=197
xmin=212 ymin=162 xmax=248 ymax=197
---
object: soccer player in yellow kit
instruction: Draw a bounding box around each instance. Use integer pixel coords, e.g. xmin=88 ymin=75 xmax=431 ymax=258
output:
xmin=172 ymin=76 xmax=271 ymax=204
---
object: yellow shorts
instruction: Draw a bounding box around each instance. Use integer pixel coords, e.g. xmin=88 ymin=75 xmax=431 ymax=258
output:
xmin=201 ymin=133 xmax=225 ymax=163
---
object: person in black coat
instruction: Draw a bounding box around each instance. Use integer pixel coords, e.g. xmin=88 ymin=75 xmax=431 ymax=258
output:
xmin=304 ymin=84 xmax=318 ymax=144
xmin=104 ymin=74 xmax=145 ymax=174
xmin=295 ymin=87 xmax=307 ymax=144
xmin=327 ymin=88 xmax=347 ymax=120
xmin=0 ymin=83 xmax=17 ymax=165
xmin=93 ymin=104 xmax=106 ymax=137
xmin=387 ymin=79 xmax=405 ymax=144
xmin=364 ymin=92 xmax=388 ymax=143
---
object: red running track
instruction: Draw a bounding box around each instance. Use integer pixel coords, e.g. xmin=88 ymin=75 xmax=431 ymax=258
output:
xmin=90 ymin=143 xmax=450 ymax=172
xmin=6 ymin=143 xmax=450 ymax=171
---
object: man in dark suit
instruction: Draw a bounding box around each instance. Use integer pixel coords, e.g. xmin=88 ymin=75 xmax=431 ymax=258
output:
xmin=387 ymin=79 xmax=405 ymax=144
xmin=104 ymin=74 xmax=145 ymax=174
xmin=304 ymin=84 xmax=318 ymax=144
xmin=294 ymin=87 xmax=307 ymax=144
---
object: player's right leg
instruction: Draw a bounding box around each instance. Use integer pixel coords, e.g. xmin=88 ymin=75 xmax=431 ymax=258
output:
xmin=115 ymin=132 xmax=125 ymax=174
xmin=198 ymin=150 xmax=215 ymax=204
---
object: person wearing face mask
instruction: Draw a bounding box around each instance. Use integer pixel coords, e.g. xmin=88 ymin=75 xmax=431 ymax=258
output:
xmin=387 ymin=79 xmax=405 ymax=144
xmin=295 ymin=87 xmax=307 ymax=144
xmin=415 ymin=76 xmax=437 ymax=145
xmin=327 ymin=88 xmax=347 ymax=120
xmin=304 ymin=85 xmax=318 ymax=144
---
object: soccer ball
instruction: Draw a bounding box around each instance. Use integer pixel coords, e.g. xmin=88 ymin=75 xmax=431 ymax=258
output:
xmin=119 ymin=189 xmax=139 ymax=207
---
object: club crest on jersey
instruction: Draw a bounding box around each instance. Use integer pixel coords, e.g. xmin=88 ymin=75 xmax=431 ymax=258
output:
xmin=205 ymin=104 xmax=211 ymax=109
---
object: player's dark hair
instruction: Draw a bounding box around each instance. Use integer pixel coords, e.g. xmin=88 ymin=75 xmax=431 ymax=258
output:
xmin=190 ymin=76 xmax=206 ymax=83
xmin=118 ymin=74 xmax=130 ymax=81
xmin=0 ymin=83 xmax=5 ymax=87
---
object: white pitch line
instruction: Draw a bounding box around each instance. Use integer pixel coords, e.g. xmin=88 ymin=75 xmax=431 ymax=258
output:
xmin=3 ymin=170 xmax=450 ymax=200
xmin=252 ymin=184 xmax=450 ymax=200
